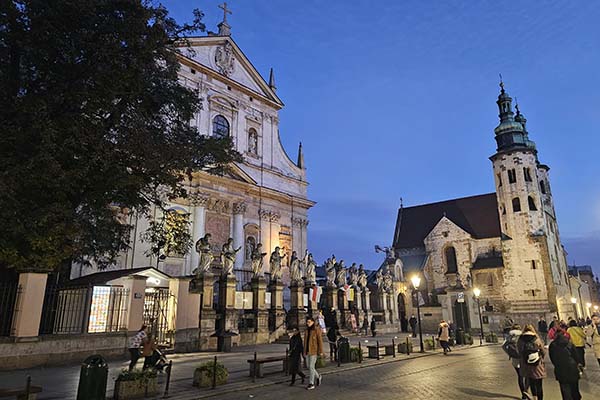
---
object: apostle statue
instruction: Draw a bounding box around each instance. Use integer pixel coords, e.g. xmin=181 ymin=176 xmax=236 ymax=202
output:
xmin=220 ymin=238 xmax=241 ymax=276
xmin=348 ymin=263 xmax=359 ymax=286
xmin=375 ymin=244 xmax=403 ymax=282
xmin=289 ymin=251 xmax=302 ymax=285
xmin=375 ymin=270 xmax=384 ymax=291
xmin=358 ymin=264 xmax=368 ymax=288
xmin=325 ymin=256 xmax=337 ymax=287
xmin=304 ymin=251 xmax=317 ymax=285
xmin=194 ymin=233 xmax=214 ymax=277
xmin=383 ymin=270 xmax=394 ymax=293
xmin=251 ymin=243 xmax=267 ymax=278
xmin=269 ymin=246 xmax=286 ymax=282
xmin=336 ymin=260 xmax=347 ymax=288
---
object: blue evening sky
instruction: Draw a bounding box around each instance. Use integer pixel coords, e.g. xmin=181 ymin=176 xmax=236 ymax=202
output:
xmin=163 ymin=1 xmax=600 ymax=273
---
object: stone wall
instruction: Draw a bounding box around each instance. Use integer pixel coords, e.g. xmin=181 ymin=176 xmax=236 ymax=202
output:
xmin=0 ymin=333 xmax=128 ymax=370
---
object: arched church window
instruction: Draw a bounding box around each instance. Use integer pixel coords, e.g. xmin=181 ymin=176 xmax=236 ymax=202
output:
xmin=540 ymin=180 xmax=547 ymax=194
xmin=445 ymin=246 xmax=458 ymax=274
xmin=212 ymin=115 xmax=230 ymax=138
xmin=528 ymin=196 xmax=537 ymax=211
xmin=512 ymin=197 xmax=521 ymax=212
xmin=248 ymin=128 xmax=258 ymax=155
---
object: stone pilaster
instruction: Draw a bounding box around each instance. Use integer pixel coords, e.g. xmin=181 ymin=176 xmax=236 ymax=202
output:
xmin=323 ymin=286 xmax=338 ymax=315
xmin=268 ymin=281 xmax=286 ymax=337
xmin=251 ymin=277 xmax=269 ymax=342
xmin=288 ymin=282 xmax=306 ymax=330
xmin=378 ymin=290 xmax=389 ymax=324
xmin=219 ymin=275 xmax=238 ymax=333
xmin=354 ymin=286 xmax=365 ymax=327
xmin=190 ymin=273 xmax=217 ymax=350
xmin=338 ymin=289 xmax=349 ymax=328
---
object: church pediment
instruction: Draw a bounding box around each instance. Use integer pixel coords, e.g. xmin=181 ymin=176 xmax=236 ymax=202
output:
xmin=177 ymin=36 xmax=283 ymax=107
xmin=424 ymin=216 xmax=472 ymax=243
xmin=223 ymin=163 xmax=257 ymax=185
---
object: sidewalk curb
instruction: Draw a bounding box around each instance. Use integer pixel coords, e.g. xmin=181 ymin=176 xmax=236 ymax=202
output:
xmin=183 ymin=344 xmax=496 ymax=399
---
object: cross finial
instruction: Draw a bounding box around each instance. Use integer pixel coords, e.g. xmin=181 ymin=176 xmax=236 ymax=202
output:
xmin=515 ymin=97 xmax=520 ymax=113
xmin=499 ymin=73 xmax=505 ymax=93
xmin=219 ymin=2 xmax=232 ymax=23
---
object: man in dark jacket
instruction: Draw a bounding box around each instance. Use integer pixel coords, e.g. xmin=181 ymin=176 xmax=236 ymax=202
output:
xmin=288 ymin=328 xmax=306 ymax=386
xmin=538 ymin=316 xmax=549 ymax=345
xmin=327 ymin=326 xmax=339 ymax=361
xmin=549 ymin=330 xmax=582 ymax=400
xmin=409 ymin=315 xmax=418 ymax=338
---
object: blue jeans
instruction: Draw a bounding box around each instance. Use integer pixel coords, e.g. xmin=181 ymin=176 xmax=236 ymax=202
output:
xmin=306 ymin=354 xmax=320 ymax=385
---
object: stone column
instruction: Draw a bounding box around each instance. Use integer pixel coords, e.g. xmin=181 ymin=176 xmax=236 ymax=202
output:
xmin=323 ymin=286 xmax=338 ymax=315
xmin=169 ymin=277 xmax=201 ymax=352
xmin=12 ymin=273 xmax=48 ymax=338
xmin=288 ymin=282 xmax=306 ymax=330
xmin=251 ymin=276 xmax=269 ymax=342
xmin=378 ymin=290 xmax=389 ymax=324
xmin=219 ymin=275 xmax=238 ymax=333
xmin=268 ymin=280 xmax=286 ymax=337
xmin=189 ymin=195 xmax=207 ymax=276
xmin=338 ymin=289 xmax=349 ymax=328
xmin=122 ymin=275 xmax=147 ymax=333
xmin=232 ymin=202 xmax=246 ymax=270
xmin=388 ymin=292 xmax=397 ymax=325
xmin=190 ymin=272 xmax=217 ymax=350
xmin=362 ymin=287 xmax=372 ymax=324
xmin=354 ymin=286 xmax=365 ymax=327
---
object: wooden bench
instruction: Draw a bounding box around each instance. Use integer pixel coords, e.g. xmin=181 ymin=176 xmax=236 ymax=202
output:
xmin=247 ymin=356 xmax=287 ymax=378
xmin=0 ymin=386 xmax=42 ymax=400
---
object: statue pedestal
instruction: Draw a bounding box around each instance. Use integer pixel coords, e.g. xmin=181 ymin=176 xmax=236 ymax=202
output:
xmin=268 ymin=280 xmax=285 ymax=336
xmin=190 ymin=273 xmax=218 ymax=351
xmin=362 ymin=288 xmax=372 ymax=324
xmin=388 ymin=291 xmax=397 ymax=325
xmin=288 ymin=282 xmax=306 ymax=330
xmin=338 ymin=288 xmax=349 ymax=328
xmin=219 ymin=275 xmax=239 ymax=333
xmin=378 ymin=290 xmax=389 ymax=324
xmin=305 ymin=284 xmax=319 ymax=316
xmin=353 ymin=286 xmax=365 ymax=327
xmin=251 ymin=277 xmax=269 ymax=341
xmin=323 ymin=286 xmax=338 ymax=312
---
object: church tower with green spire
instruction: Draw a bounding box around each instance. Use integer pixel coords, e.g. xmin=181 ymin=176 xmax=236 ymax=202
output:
xmin=490 ymin=81 xmax=572 ymax=319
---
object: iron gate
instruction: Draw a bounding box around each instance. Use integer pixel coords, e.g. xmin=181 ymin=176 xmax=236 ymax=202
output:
xmin=143 ymin=288 xmax=172 ymax=347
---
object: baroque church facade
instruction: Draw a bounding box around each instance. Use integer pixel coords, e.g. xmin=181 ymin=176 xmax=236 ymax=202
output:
xmin=393 ymin=83 xmax=573 ymax=326
xmin=72 ymin=15 xmax=315 ymax=284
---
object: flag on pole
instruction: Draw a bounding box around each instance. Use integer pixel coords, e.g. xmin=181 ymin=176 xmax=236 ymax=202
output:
xmin=310 ymin=286 xmax=322 ymax=303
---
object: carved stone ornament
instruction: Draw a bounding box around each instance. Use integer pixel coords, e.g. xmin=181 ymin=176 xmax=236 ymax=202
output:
xmin=189 ymin=191 xmax=210 ymax=207
xmin=232 ymin=202 xmax=247 ymax=214
xmin=207 ymin=198 xmax=231 ymax=214
xmin=292 ymin=217 xmax=309 ymax=228
xmin=214 ymin=42 xmax=235 ymax=77
xmin=259 ymin=209 xmax=280 ymax=222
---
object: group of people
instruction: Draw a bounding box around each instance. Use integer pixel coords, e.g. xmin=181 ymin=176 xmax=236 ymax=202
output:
xmin=502 ymin=314 xmax=600 ymax=400
xmin=127 ymin=325 xmax=168 ymax=372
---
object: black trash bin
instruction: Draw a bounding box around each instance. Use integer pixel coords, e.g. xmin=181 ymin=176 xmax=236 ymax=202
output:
xmin=77 ymin=355 xmax=108 ymax=400
xmin=456 ymin=329 xmax=465 ymax=345
xmin=337 ymin=337 xmax=350 ymax=363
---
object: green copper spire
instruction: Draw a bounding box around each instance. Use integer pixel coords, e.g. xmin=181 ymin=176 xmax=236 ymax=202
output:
xmin=493 ymin=79 xmax=535 ymax=153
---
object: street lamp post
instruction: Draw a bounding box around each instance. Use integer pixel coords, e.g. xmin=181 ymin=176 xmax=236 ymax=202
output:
xmin=473 ymin=288 xmax=484 ymax=346
xmin=411 ymin=275 xmax=425 ymax=353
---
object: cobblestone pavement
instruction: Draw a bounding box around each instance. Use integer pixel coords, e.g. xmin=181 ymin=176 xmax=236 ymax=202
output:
xmin=217 ymin=346 xmax=600 ymax=400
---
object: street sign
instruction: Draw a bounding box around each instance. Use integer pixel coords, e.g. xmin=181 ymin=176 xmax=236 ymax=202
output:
xmin=457 ymin=292 xmax=465 ymax=303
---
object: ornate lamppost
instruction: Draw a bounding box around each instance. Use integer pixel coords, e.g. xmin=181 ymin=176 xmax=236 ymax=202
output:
xmin=473 ymin=287 xmax=484 ymax=346
xmin=411 ymin=275 xmax=424 ymax=353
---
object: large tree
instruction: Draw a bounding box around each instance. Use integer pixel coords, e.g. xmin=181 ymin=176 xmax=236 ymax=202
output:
xmin=0 ymin=1 xmax=241 ymax=273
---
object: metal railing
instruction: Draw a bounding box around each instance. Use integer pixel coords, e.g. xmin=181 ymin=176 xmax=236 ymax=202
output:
xmin=0 ymin=282 xmax=21 ymax=336
xmin=40 ymin=285 xmax=129 ymax=335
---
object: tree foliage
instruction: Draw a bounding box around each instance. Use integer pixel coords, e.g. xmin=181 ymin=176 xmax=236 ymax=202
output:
xmin=141 ymin=208 xmax=192 ymax=260
xmin=0 ymin=1 xmax=241 ymax=272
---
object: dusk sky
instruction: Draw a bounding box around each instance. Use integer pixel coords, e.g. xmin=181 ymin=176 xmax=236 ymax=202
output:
xmin=164 ymin=1 xmax=600 ymax=273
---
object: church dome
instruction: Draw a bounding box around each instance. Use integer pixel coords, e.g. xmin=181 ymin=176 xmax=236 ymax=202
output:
xmin=494 ymin=120 xmax=524 ymax=135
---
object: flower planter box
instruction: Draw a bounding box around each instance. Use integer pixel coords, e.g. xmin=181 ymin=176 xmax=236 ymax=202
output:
xmin=193 ymin=369 xmax=228 ymax=388
xmin=114 ymin=377 xmax=158 ymax=400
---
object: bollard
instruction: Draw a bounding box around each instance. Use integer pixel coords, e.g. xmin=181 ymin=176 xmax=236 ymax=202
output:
xmin=211 ymin=356 xmax=217 ymax=389
xmin=25 ymin=376 xmax=31 ymax=399
xmin=376 ymin=340 xmax=380 ymax=360
xmin=432 ymin=335 xmax=435 ymax=350
xmin=163 ymin=360 xmax=173 ymax=398
xmin=252 ymin=352 xmax=257 ymax=383
xmin=406 ymin=337 xmax=411 ymax=356
xmin=392 ymin=338 xmax=396 ymax=358
xmin=358 ymin=341 xmax=362 ymax=364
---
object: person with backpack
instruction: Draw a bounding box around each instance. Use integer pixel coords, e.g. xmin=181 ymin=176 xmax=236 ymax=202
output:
xmin=566 ymin=319 xmax=586 ymax=369
xmin=438 ymin=320 xmax=451 ymax=355
xmin=502 ymin=324 xmax=530 ymax=400
xmin=517 ymin=324 xmax=546 ymax=400
xmin=549 ymin=330 xmax=582 ymax=400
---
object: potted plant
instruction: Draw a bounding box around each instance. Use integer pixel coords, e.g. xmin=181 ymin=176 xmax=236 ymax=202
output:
xmin=349 ymin=347 xmax=363 ymax=362
xmin=193 ymin=360 xmax=229 ymax=388
xmin=423 ymin=337 xmax=435 ymax=350
xmin=114 ymin=369 xmax=158 ymax=400
xmin=485 ymin=332 xmax=499 ymax=343
xmin=315 ymin=355 xmax=328 ymax=368
xmin=464 ymin=333 xmax=474 ymax=345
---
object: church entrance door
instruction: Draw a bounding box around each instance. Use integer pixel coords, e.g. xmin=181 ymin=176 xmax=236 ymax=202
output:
xmin=398 ymin=293 xmax=408 ymax=332
xmin=453 ymin=299 xmax=470 ymax=332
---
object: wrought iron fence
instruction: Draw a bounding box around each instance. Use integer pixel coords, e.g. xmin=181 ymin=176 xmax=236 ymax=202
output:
xmin=143 ymin=288 xmax=172 ymax=347
xmin=0 ymin=282 xmax=21 ymax=336
xmin=40 ymin=285 xmax=129 ymax=335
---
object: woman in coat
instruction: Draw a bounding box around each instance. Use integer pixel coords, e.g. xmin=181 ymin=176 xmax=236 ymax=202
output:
xmin=288 ymin=328 xmax=306 ymax=386
xmin=517 ymin=325 xmax=546 ymax=400
xmin=549 ymin=330 xmax=581 ymax=400
xmin=304 ymin=317 xmax=324 ymax=390
xmin=438 ymin=320 xmax=451 ymax=355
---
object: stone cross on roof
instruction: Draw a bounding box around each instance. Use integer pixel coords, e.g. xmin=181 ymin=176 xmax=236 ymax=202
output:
xmin=219 ymin=2 xmax=232 ymax=23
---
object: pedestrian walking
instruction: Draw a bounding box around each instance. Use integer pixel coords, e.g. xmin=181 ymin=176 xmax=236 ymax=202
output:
xmin=549 ymin=330 xmax=582 ymax=400
xmin=538 ymin=316 xmax=548 ymax=346
xmin=304 ymin=317 xmax=324 ymax=390
xmin=502 ymin=315 xmax=515 ymax=341
xmin=350 ymin=312 xmax=358 ymax=334
xmin=566 ymin=320 xmax=586 ymax=369
xmin=438 ymin=320 xmax=451 ymax=355
xmin=502 ymin=324 xmax=530 ymax=400
xmin=549 ymin=321 xmax=570 ymax=341
xmin=317 ymin=310 xmax=327 ymax=334
xmin=327 ymin=326 xmax=339 ymax=361
xmin=591 ymin=314 xmax=600 ymax=367
xmin=409 ymin=315 xmax=417 ymax=338
xmin=363 ymin=316 xmax=369 ymax=336
xmin=128 ymin=325 xmax=147 ymax=371
xmin=517 ymin=324 xmax=546 ymax=400
xmin=288 ymin=328 xmax=306 ymax=386
xmin=370 ymin=318 xmax=377 ymax=337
